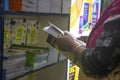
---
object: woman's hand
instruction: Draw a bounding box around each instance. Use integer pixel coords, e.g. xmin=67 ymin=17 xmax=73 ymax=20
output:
xmin=56 ymin=31 xmax=79 ymax=53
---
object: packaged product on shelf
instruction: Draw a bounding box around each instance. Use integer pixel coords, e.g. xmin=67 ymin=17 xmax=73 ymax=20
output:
xmin=26 ymin=20 xmax=40 ymax=46
xmin=12 ymin=19 xmax=27 ymax=45
xmin=50 ymin=0 xmax=61 ymax=13
xmin=3 ymin=49 xmax=26 ymax=80
xmin=9 ymin=0 xmax=38 ymax=12
xmin=34 ymin=50 xmax=48 ymax=70
xmin=25 ymin=50 xmax=36 ymax=70
xmin=6 ymin=68 xmax=25 ymax=80
xmin=25 ymin=48 xmax=48 ymax=70
xmin=62 ymin=0 xmax=71 ymax=14
xmin=9 ymin=0 xmax=22 ymax=11
xmin=37 ymin=0 xmax=51 ymax=13
xmin=4 ymin=0 xmax=9 ymax=11
xmin=4 ymin=20 xmax=12 ymax=49
xmin=22 ymin=0 xmax=38 ymax=12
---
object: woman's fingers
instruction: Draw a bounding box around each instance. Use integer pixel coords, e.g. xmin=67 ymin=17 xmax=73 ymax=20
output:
xmin=57 ymin=34 xmax=63 ymax=38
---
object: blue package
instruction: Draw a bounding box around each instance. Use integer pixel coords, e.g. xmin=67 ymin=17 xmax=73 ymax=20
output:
xmin=4 ymin=0 xmax=9 ymax=11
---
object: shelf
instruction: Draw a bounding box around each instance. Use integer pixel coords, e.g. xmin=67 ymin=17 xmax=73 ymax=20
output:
xmin=10 ymin=59 xmax=67 ymax=80
xmin=0 ymin=0 xmax=4 ymax=80
xmin=10 ymin=44 xmax=49 ymax=51
xmin=4 ymin=11 xmax=70 ymax=16
xmin=3 ymin=10 xmax=70 ymax=80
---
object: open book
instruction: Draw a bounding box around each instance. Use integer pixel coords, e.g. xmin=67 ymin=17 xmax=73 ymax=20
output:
xmin=43 ymin=22 xmax=64 ymax=38
xmin=43 ymin=22 xmax=86 ymax=47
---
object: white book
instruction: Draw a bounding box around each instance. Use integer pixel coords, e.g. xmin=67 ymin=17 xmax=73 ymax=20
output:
xmin=43 ymin=22 xmax=64 ymax=38
xmin=43 ymin=22 xmax=86 ymax=47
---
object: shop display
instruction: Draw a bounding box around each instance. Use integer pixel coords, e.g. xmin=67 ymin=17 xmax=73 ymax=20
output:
xmin=3 ymin=14 xmax=69 ymax=80
xmin=70 ymin=0 xmax=101 ymax=37
xmin=2 ymin=0 xmax=72 ymax=80
xmin=3 ymin=18 xmax=40 ymax=46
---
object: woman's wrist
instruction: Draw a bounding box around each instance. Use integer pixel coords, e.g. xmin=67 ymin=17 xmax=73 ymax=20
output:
xmin=72 ymin=45 xmax=86 ymax=66
xmin=73 ymin=44 xmax=85 ymax=60
xmin=73 ymin=45 xmax=80 ymax=53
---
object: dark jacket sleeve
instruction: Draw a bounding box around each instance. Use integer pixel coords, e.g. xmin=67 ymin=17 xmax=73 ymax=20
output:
xmin=80 ymin=16 xmax=120 ymax=75
xmin=81 ymin=47 xmax=119 ymax=75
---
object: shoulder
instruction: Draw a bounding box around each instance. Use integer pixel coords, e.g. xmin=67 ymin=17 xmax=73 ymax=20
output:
xmin=104 ymin=15 xmax=120 ymax=31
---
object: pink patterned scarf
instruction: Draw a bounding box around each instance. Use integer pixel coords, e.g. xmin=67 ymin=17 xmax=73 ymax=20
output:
xmin=86 ymin=0 xmax=120 ymax=48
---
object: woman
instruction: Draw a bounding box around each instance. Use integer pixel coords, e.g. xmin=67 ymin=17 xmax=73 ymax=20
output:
xmin=56 ymin=0 xmax=120 ymax=79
